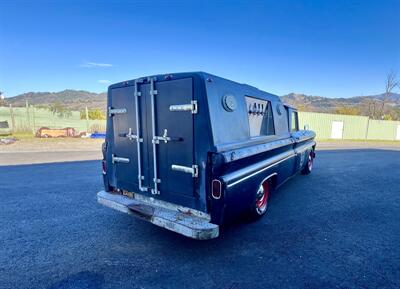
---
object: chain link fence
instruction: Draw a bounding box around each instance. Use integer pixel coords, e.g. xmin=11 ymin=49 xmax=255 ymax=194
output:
xmin=2 ymin=105 xmax=399 ymax=140
xmin=0 ymin=105 xmax=105 ymax=134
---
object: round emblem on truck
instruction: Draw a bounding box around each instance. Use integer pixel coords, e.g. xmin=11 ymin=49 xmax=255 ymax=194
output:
xmin=222 ymin=94 xmax=237 ymax=112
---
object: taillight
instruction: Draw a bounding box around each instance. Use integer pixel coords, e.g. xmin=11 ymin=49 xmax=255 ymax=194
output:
xmin=211 ymin=179 xmax=222 ymax=199
xmin=102 ymin=160 xmax=107 ymax=175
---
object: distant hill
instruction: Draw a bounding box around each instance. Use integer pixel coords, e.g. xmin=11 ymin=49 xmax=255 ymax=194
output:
xmin=6 ymin=90 xmax=107 ymax=111
xmin=5 ymin=89 xmax=400 ymax=116
xmin=281 ymin=92 xmax=400 ymax=113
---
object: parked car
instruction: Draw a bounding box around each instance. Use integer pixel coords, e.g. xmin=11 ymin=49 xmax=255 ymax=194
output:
xmin=0 ymin=121 xmax=11 ymax=136
xmin=97 ymin=72 xmax=316 ymax=239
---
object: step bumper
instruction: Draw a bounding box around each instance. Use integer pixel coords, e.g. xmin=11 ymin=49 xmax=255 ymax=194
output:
xmin=97 ymin=191 xmax=219 ymax=240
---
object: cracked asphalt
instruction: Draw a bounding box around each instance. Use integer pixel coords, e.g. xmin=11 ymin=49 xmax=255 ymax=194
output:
xmin=0 ymin=148 xmax=399 ymax=289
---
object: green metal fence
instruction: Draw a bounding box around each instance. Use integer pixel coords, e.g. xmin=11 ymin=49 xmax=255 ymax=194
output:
xmin=0 ymin=106 xmax=105 ymax=133
xmin=299 ymin=112 xmax=400 ymax=141
xmin=1 ymin=105 xmax=399 ymax=140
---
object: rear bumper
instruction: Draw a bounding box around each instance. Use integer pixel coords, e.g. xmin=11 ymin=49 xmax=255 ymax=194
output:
xmin=97 ymin=191 xmax=219 ymax=240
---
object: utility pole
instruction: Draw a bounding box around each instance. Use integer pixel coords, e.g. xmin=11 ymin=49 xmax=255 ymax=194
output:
xmin=9 ymin=104 xmax=15 ymax=132
xmin=365 ymin=117 xmax=370 ymax=140
xmin=85 ymin=106 xmax=89 ymax=132
xmin=31 ymin=105 xmax=36 ymax=135
xmin=26 ymin=100 xmax=31 ymax=132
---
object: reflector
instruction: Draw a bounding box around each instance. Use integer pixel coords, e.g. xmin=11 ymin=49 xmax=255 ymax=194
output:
xmin=212 ymin=179 xmax=222 ymax=199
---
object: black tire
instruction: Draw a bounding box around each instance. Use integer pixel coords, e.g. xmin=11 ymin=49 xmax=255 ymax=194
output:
xmin=248 ymin=179 xmax=271 ymax=220
xmin=103 ymin=175 xmax=113 ymax=192
xmin=301 ymin=151 xmax=314 ymax=175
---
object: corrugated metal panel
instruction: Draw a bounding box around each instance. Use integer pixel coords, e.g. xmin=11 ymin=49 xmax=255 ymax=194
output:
xmin=298 ymin=112 xmax=400 ymax=141
xmin=367 ymin=120 xmax=400 ymax=140
xmin=2 ymin=106 xmax=400 ymax=141
xmin=298 ymin=112 xmax=369 ymax=140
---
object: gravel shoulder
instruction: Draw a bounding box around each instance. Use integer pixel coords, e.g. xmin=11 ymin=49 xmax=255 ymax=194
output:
xmin=0 ymin=137 xmax=103 ymax=153
xmin=317 ymin=140 xmax=400 ymax=151
xmin=0 ymin=138 xmax=103 ymax=165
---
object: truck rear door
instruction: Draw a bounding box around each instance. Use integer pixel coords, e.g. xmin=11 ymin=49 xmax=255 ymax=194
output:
xmin=109 ymin=77 xmax=198 ymax=209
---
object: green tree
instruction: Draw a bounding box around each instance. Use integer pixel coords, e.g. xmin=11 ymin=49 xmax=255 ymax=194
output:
xmin=334 ymin=106 xmax=361 ymax=115
xmin=48 ymin=102 xmax=72 ymax=118
xmin=80 ymin=108 xmax=106 ymax=120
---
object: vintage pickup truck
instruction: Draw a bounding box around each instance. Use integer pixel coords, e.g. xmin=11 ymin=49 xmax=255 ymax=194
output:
xmin=98 ymin=72 xmax=316 ymax=239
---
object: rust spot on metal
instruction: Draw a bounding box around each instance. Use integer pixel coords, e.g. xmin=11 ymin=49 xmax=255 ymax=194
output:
xmin=127 ymin=202 xmax=154 ymax=221
xmin=122 ymin=190 xmax=133 ymax=198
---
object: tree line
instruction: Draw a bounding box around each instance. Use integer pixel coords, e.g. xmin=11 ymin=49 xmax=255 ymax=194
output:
xmin=334 ymin=70 xmax=400 ymax=120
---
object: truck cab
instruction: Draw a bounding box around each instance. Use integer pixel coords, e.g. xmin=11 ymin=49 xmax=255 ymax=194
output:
xmin=98 ymin=72 xmax=316 ymax=239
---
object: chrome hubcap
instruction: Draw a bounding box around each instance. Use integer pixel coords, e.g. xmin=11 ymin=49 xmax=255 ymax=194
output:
xmin=255 ymin=181 xmax=269 ymax=215
xmin=308 ymin=155 xmax=313 ymax=171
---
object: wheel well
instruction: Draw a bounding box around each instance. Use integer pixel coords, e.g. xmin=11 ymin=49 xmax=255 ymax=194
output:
xmin=269 ymin=174 xmax=278 ymax=190
xmin=260 ymin=173 xmax=278 ymax=190
xmin=311 ymin=145 xmax=316 ymax=158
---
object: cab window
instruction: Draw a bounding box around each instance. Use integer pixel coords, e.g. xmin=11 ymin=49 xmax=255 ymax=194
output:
xmin=291 ymin=111 xmax=299 ymax=132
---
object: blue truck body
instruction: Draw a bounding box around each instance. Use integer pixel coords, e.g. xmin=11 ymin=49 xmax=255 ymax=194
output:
xmin=98 ymin=72 xmax=316 ymax=239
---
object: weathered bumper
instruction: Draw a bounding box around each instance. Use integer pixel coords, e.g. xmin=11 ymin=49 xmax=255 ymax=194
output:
xmin=97 ymin=191 xmax=219 ymax=240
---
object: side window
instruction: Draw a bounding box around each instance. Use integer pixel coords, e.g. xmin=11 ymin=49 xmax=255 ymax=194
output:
xmin=291 ymin=111 xmax=299 ymax=132
xmin=245 ymin=96 xmax=275 ymax=137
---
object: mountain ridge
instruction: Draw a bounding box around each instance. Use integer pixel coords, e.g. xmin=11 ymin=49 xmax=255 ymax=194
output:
xmin=5 ymin=90 xmax=107 ymax=111
xmin=4 ymin=89 xmax=400 ymax=115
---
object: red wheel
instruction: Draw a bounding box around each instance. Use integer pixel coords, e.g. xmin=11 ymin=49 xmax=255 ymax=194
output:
xmin=248 ymin=179 xmax=271 ymax=220
xmin=255 ymin=181 xmax=269 ymax=215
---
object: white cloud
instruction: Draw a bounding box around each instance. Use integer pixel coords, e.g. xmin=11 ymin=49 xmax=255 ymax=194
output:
xmin=98 ymin=79 xmax=111 ymax=84
xmin=81 ymin=61 xmax=113 ymax=68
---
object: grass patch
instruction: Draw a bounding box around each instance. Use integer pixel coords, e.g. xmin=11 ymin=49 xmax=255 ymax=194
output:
xmin=9 ymin=132 xmax=35 ymax=139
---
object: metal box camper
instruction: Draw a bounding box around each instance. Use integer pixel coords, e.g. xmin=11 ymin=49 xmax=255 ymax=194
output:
xmin=97 ymin=72 xmax=316 ymax=239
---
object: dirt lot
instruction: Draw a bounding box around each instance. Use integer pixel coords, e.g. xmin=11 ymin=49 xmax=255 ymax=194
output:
xmin=315 ymin=140 xmax=400 ymax=151
xmin=0 ymin=137 xmax=103 ymax=165
xmin=0 ymin=137 xmax=103 ymax=152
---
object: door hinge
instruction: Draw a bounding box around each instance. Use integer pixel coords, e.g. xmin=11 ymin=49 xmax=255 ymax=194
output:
xmin=169 ymin=100 xmax=198 ymax=114
xmin=108 ymin=107 xmax=127 ymax=117
xmin=150 ymin=90 xmax=158 ymax=96
xmin=111 ymin=154 xmax=130 ymax=164
xmin=171 ymin=164 xmax=199 ymax=178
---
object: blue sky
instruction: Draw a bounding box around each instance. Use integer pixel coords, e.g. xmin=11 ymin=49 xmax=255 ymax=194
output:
xmin=1 ymin=0 xmax=399 ymax=98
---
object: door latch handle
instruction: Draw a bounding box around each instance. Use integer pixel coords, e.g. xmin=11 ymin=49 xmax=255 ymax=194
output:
xmin=171 ymin=164 xmax=199 ymax=178
xmin=153 ymin=129 xmax=182 ymax=144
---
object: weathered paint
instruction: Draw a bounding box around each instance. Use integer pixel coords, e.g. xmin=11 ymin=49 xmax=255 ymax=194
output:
xmin=97 ymin=191 xmax=219 ymax=240
xmin=101 ymin=72 xmax=317 ymax=238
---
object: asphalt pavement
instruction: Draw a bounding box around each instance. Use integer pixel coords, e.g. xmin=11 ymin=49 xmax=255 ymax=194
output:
xmin=0 ymin=149 xmax=399 ymax=289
